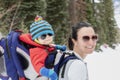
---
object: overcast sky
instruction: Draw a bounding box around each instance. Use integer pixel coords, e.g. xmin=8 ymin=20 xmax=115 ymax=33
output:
xmin=113 ymin=0 xmax=120 ymax=28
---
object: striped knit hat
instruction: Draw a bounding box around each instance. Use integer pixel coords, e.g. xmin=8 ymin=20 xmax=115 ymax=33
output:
xmin=29 ymin=16 xmax=54 ymax=40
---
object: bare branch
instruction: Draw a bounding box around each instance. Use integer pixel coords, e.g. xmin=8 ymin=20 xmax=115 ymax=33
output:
xmin=9 ymin=1 xmax=21 ymax=32
xmin=0 ymin=4 xmax=17 ymax=19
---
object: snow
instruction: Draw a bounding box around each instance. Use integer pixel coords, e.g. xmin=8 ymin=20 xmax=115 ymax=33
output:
xmin=85 ymin=44 xmax=120 ymax=80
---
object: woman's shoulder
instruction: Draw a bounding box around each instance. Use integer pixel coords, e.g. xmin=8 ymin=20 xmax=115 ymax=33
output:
xmin=67 ymin=59 xmax=85 ymax=67
xmin=65 ymin=50 xmax=86 ymax=69
xmin=59 ymin=57 xmax=87 ymax=79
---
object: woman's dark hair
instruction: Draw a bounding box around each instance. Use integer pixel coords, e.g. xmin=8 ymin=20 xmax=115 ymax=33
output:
xmin=68 ymin=22 xmax=92 ymax=50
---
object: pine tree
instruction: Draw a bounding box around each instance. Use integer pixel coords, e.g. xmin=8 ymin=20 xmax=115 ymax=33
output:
xmin=86 ymin=0 xmax=118 ymax=47
xmin=45 ymin=0 xmax=69 ymax=44
xmin=103 ymin=0 xmax=117 ymax=46
xmin=0 ymin=0 xmax=46 ymax=34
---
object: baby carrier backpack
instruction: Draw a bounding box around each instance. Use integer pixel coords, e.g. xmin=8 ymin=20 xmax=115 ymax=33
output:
xmin=0 ymin=30 xmax=38 ymax=80
xmin=0 ymin=30 xmax=78 ymax=80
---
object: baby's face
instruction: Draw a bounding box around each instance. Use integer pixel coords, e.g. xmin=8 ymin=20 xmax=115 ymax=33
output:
xmin=38 ymin=33 xmax=54 ymax=45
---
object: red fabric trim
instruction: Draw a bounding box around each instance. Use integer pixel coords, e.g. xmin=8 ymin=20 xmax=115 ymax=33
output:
xmin=19 ymin=77 xmax=26 ymax=80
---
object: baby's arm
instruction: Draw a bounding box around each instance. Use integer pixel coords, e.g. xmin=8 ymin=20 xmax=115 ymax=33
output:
xmin=49 ymin=44 xmax=66 ymax=51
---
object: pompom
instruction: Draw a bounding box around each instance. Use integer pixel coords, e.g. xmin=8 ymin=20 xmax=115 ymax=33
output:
xmin=35 ymin=15 xmax=43 ymax=22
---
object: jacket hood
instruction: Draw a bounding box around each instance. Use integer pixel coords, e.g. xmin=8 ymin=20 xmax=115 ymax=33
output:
xmin=19 ymin=33 xmax=43 ymax=47
xmin=19 ymin=33 xmax=55 ymax=51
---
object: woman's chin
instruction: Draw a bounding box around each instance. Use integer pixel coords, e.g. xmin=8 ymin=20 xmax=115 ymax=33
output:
xmin=86 ymin=49 xmax=94 ymax=54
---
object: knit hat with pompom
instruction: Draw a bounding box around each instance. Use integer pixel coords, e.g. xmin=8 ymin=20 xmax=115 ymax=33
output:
xmin=29 ymin=16 xmax=54 ymax=40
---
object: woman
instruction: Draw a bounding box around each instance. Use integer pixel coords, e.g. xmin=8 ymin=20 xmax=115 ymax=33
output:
xmin=59 ymin=22 xmax=98 ymax=80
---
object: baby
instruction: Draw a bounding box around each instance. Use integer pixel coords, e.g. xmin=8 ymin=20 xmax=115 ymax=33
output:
xmin=19 ymin=16 xmax=66 ymax=80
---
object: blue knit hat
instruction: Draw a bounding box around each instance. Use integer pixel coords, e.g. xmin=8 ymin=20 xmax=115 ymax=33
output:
xmin=30 ymin=16 xmax=54 ymax=40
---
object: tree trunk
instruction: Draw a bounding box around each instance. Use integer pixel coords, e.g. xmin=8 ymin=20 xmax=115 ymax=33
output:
xmin=68 ymin=0 xmax=87 ymax=27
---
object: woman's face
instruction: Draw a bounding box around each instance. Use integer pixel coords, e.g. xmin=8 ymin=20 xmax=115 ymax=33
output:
xmin=72 ymin=27 xmax=97 ymax=58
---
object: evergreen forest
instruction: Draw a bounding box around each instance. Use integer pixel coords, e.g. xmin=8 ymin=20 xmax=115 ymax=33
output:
xmin=0 ymin=0 xmax=120 ymax=48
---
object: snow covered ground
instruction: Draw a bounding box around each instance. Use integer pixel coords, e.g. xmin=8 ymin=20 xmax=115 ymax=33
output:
xmin=85 ymin=44 xmax=120 ymax=80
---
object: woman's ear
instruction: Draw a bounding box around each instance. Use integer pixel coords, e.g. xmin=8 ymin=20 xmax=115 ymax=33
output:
xmin=72 ymin=38 xmax=76 ymax=46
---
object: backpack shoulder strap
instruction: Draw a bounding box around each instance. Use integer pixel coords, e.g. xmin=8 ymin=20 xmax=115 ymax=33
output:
xmin=54 ymin=51 xmax=79 ymax=78
xmin=60 ymin=52 xmax=79 ymax=78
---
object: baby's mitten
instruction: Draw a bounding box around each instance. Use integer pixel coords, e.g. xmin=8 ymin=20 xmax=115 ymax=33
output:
xmin=55 ymin=45 xmax=66 ymax=51
xmin=40 ymin=67 xmax=58 ymax=80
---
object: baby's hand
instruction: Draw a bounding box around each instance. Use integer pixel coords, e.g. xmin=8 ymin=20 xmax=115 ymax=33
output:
xmin=49 ymin=44 xmax=66 ymax=51
xmin=40 ymin=67 xmax=58 ymax=80
xmin=49 ymin=44 xmax=56 ymax=47
xmin=55 ymin=45 xmax=66 ymax=51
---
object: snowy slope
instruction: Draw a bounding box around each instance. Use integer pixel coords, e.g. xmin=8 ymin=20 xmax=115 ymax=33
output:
xmin=85 ymin=44 xmax=120 ymax=80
